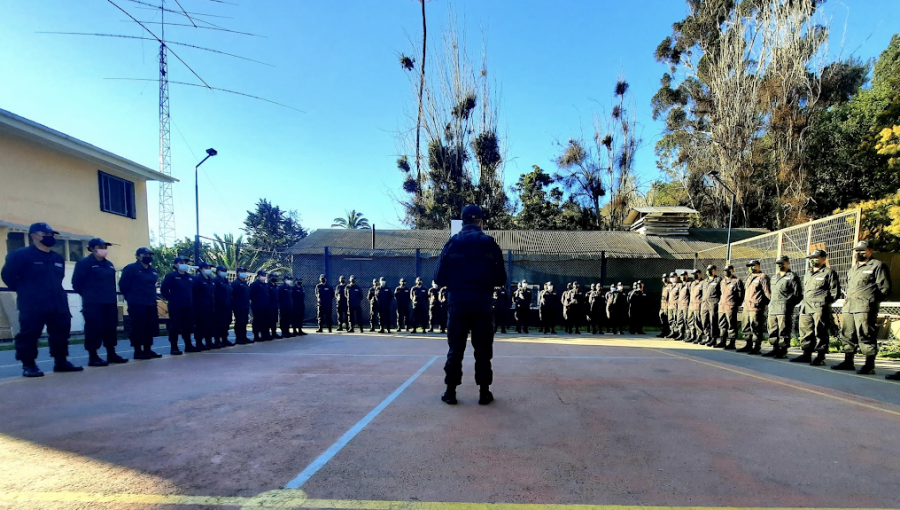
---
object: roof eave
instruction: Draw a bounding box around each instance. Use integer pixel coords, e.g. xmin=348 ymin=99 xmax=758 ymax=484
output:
xmin=0 ymin=108 xmax=177 ymax=184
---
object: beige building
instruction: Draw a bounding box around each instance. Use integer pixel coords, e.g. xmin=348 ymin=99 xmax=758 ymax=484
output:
xmin=0 ymin=108 xmax=176 ymax=338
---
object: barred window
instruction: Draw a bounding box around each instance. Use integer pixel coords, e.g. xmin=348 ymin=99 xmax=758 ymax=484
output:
xmin=98 ymin=171 xmax=136 ymax=219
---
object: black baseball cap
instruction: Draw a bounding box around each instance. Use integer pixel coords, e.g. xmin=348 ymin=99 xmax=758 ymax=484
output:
xmin=724 ymin=264 xmax=735 ymax=271
xmin=173 ymin=257 xmax=189 ymax=265
xmin=706 ymin=265 xmax=717 ymax=271
xmin=216 ymin=265 xmax=227 ymax=272
xmin=806 ymin=249 xmax=827 ymax=258
xmin=257 ymin=270 xmax=267 ymax=277
xmin=692 ymin=268 xmax=701 ymax=274
xmin=776 ymin=255 xmax=790 ymax=263
xmin=461 ymin=204 xmax=483 ymax=221
xmin=745 ymin=260 xmax=761 ymax=267
xmin=28 ymin=222 xmax=59 ymax=235
xmin=854 ymin=240 xmax=872 ymax=251
xmin=135 ymin=247 xmax=153 ymax=256
xmin=236 ymin=267 xmax=247 ymax=272
xmin=197 ymin=261 xmax=211 ymax=269
xmin=88 ymin=238 xmax=116 ymax=251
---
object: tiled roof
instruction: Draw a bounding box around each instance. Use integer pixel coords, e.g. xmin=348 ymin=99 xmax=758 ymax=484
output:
xmin=288 ymin=228 xmax=767 ymax=260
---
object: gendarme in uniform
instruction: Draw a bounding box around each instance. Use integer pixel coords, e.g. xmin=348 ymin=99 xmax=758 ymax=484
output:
xmin=434 ymin=205 xmax=507 ymax=406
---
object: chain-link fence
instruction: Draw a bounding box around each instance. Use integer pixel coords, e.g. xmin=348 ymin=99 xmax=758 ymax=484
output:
xmin=697 ymin=210 xmax=861 ymax=290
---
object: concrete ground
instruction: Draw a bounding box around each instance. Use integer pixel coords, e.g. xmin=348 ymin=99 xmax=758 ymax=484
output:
xmin=0 ymin=330 xmax=899 ymax=510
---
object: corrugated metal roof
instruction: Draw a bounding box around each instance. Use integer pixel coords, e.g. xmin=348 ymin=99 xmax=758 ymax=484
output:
xmin=631 ymin=206 xmax=699 ymax=214
xmin=288 ymin=228 xmax=767 ymax=260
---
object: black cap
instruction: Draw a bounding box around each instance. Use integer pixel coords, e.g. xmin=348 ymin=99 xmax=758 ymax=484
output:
xmin=136 ymin=247 xmax=153 ymax=256
xmin=745 ymin=260 xmax=761 ymax=267
xmin=662 ymin=273 xmax=668 ymax=279
xmin=270 ymin=273 xmax=279 ymax=281
xmin=854 ymin=240 xmax=872 ymax=251
xmin=637 ymin=280 xmax=643 ymax=284
xmin=216 ymin=265 xmax=227 ymax=272
xmin=257 ymin=270 xmax=267 ymax=277
xmin=680 ymin=270 xmax=689 ymax=276
xmin=776 ymin=255 xmax=790 ymax=263
xmin=692 ymin=268 xmax=701 ymax=274
xmin=28 ymin=222 xmax=59 ymax=235
xmin=319 ymin=274 xmax=326 ymax=279
xmin=706 ymin=265 xmax=717 ymax=271
xmin=88 ymin=238 xmax=116 ymax=250
xmin=236 ymin=267 xmax=247 ymax=272
xmin=668 ymin=272 xmax=676 ymax=277
xmin=806 ymin=249 xmax=827 ymax=258
xmin=724 ymin=264 xmax=735 ymax=271
xmin=400 ymin=278 xmax=406 ymax=282
xmin=197 ymin=261 xmax=211 ymax=269
xmin=461 ymin=204 xmax=483 ymax=221
xmin=173 ymin=256 xmax=189 ymax=265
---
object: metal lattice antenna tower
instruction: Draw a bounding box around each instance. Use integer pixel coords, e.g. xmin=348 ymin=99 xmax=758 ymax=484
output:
xmin=157 ymin=2 xmax=175 ymax=246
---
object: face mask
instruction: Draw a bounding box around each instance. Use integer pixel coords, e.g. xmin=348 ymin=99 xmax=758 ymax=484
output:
xmin=285 ymin=279 xmax=294 ymax=285
xmin=40 ymin=235 xmax=57 ymax=247
xmin=548 ymin=286 xmax=554 ymax=291
xmin=218 ymin=271 xmax=228 ymax=278
xmin=809 ymin=259 xmax=819 ymax=268
xmin=141 ymin=256 xmax=153 ymax=264
xmin=177 ymin=264 xmax=190 ymax=273
xmin=381 ymin=280 xmax=387 ymax=286
xmin=94 ymin=248 xmax=108 ymax=258
xmin=238 ymin=272 xmax=248 ymax=279
xmin=432 ymin=283 xmax=437 ymax=288
xmin=202 ymin=269 xmax=213 ymax=276
xmin=670 ymin=278 xmax=677 ymax=283
xmin=776 ymin=264 xmax=785 ymax=271
xmin=857 ymin=252 xmax=868 ymax=262
xmin=259 ymin=276 xmax=267 ymax=283
xmin=617 ymin=286 xmax=624 ymax=291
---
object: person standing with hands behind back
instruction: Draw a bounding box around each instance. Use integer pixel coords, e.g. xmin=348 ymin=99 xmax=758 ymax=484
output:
xmin=119 ymin=247 xmax=161 ymax=359
xmin=435 ymin=205 xmax=507 ymax=406
xmin=73 ymin=238 xmax=128 ymax=367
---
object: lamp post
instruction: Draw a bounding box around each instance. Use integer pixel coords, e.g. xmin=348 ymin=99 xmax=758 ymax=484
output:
xmin=194 ymin=148 xmax=218 ymax=264
xmin=707 ymin=171 xmax=735 ymax=262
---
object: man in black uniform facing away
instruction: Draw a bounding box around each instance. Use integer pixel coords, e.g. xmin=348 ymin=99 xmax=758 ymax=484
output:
xmin=291 ymin=277 xmax=308 ymax=336
xmin=347 ymin=275 xmax=364 ymax=332
xmin=540 ymin=282 xmax=559 ymax=334
xmin=394 ymin=278 xmax=411 ymax=332
xmin=213 ymin=265 xmax=235 ymax=346
xmin=335 ymin=275 xmax=349 ymax=332
xmin=628 ymin=281 xmax=646 ymax=334
xmin=193 ymin=261 xmax=217 ymax=349
xmin=435 ymin=205 xmax=507 ymax=406
xmin=316 ymin=274 xmax=335 ymax=333
xmin=119 ymin=247 xmax=162 ymax=359
xmin=2 ymin=222 xmax=83 ymax=377
xmin=278 ymin=275 xmax=295 ymax=337
xmin=232 ymin=267 xmax=251 ymax=344
xmin=267 ymin=273 xmax=281 ymax=339
xmin=249 ymin=270 xmax=271 ymax=341
xmin=161 ymin=257 xmax=195 ymax=352
xmin=73 ymin=238 xmax=128 ymax=366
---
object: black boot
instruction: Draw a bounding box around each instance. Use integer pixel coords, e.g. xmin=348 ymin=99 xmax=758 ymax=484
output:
xmin=856 ymin=355 xmax=876 ymax=375
xmin=774 ymin=346 xmax=790 ymax=359
xmin=183 ymin=339 xmax=200 ymax=353
xmin=107 ymin=348 xmax=129 ymax=364
xmin=714 ymin=339 xmax=727 ymax=348
xmin=723 ymin=339 xmax=736 ymax=350
xmin=748 ymin=341 xmax=762 ymax=355
xmin=761 ymin=348 xmax=777 ymax=357
xmin=810 ymin=351 xmax=827 ymax=366
xmin=53 ymin=358 xmax=83 ymax=373
xmin=736 ymin=340 xmax=752 ymax=353
xmin=886 ymin=372 xmax=900 ymax=381
xmin=441 ymin=385 xmax=458 ymax=405
xmin=133 ymin=344 xmax=150 ymax=360
xmin=790 ymin=351 xmax=813 ymax=363
xmin=88 ymin=349 xmax=108 ymax=367
xmin=222 ymin=338 xmax=235 ymax=347
xmin=170 ymin=340 xmax=184 ymax=356
xmin=146 ymin=346 xmax=163 ymax=358
xmin=478 ymin=385 xmax=494 ymax=406
xmin=22 ymin=363 xmax=44 ymax=378
xmin=831 ymin=353 xmax=856 ymax=370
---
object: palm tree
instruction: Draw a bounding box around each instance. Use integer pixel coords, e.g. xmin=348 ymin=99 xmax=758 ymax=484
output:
xmin=332 ymin=210 xmax=371 ymax=229
xmin=207 ymin=233 xmax=261 ymax=271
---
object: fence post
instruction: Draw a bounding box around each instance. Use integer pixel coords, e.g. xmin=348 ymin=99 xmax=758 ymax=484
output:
xmin=324 ymin=246 xmax=331 ymax=282
xmin=777 ymin=232 xmax=783 ymax=260
xmin=854 ymin=208 xmax=862 ymax=244
xmin=600 ymin=251 xmax=607 ymax=287
xmin=415 ymin=248 xmax=421 ymax=278
xmin=507 ymin=250 xmax=513 ymax=285
xmin=694 ymin=252 xmax=698 ymax=270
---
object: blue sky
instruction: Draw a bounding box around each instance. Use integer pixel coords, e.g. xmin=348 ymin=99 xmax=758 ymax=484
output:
xmin=1 ymin=0 xmax=896 ymax=241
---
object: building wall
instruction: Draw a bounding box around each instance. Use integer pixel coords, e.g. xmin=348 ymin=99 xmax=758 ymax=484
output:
xmin=0 ymin=133 xmax=150 ymax=269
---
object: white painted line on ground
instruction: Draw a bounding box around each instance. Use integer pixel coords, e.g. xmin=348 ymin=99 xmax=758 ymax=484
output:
xmin=206 ymin=352 xmax=675 ymax=360
xmin=284 ymin=355 xmax=439 ymax=489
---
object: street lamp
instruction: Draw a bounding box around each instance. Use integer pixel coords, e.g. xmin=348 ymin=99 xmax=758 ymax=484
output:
xmin=194 ymin=148 xmax=218 ymax=264
xmin=707 ymin=170 xmax=735 ymax=262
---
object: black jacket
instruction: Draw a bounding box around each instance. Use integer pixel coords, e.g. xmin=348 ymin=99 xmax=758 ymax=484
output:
xmin=214 ymin=276 xmax=233 ymax=310
xmin=232 ymin=278 xmax=250 ymax=309
xmin=119 ymin=261 xmax=158 ymax=307
xmin=278 ymin=283 xmax=293 ymax=309
xmin=347 ymin=284 xmax=364 ymax=307
xmin=377 ymin=286 xmax=393 ymax=311
xmin=72 ymin=254 xmax=117 ymax=305
xmin=267 ymin=283 xmax=280 ymax=309
xmin=161 ymin=270 xmax=193 ymax=309
xmin=1 ymin=245 xmax=68 ymax=314
xmin=193 ymin=274 xmax=216 ymax=311
xmin=291 ymin=285 xmax=305 ymax=314
xmin=249 ymin=280 xmax=269 ymax=308
xmin=434 ymin=224 xmax=507 ymax=308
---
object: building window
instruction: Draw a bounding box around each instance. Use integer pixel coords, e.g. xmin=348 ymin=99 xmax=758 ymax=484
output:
xmin=68 ymin=240 xmax=84 ymax=262
xmin=98 ymin=171 xmax=136 ymax=219
xmin=6 ymin=232 xmax=25 ymax=252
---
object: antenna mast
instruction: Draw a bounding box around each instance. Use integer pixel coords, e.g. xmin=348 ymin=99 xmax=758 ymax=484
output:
xmin=158 ymin=1 xmax=175 ymax=245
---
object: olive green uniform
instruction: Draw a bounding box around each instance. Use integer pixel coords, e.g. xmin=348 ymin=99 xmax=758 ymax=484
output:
xmin=742 ymin=272 xmax=771 ymax=350
xmin=701 ymin=275 xmax=722 ymax=345
xmin=688 ymin=279 xmax=703 ymax=342
xmin=718 ymin=275 xmax=744 ymax=346
xmin=767 ymin=271 xmax=801 ymax=351
xmin=840 ymin=259 xmax=891 ymax=356
xmin=798 ymin=266 xmax=840 ymax=354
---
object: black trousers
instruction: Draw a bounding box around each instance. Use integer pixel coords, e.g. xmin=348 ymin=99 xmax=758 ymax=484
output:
xmin=128 ymin=304 xmax=159 ymax=349
xmin=412 ymin=306 xmax=428 ymax=330
xmin=378 ymin=308 xmax=392 ymax=330
xmin=515 ymin=306 xmax=529 ymax=332
xmin=216 ymin=307 xmax=232 ymax=339
xmin=268 ymin=308 xmax=279 ymax=336
xmin=317 ymin=303 xmax=333 ymax=329
xmin=349 ymin=305 xmax=363 ymax=330
xmin=540 ymin=306 xmax=556 ymax=332
xmin=369 ymin=303 xmax=380 ymax=329
xmin=629 ymin=308 xmax=643 ymax=333
xmin=396 ymin=304 xmax=409 ymax=330
xmin=251 ymin=305 xmax=268 ymax=339
xmin=83 ymin=303 xmax=118 ymax=352
xmin=429 ymin=305 xmax=442 ymax=330
xmin=292 ymin=307 xmax=305 ymax=331
xmin=444 ymin=305 xmax=494 ymax=387
xmin=195 ymin=308 xmax=215 ymax=343
xmin=493 ymin=307 xmax=507 ymax=331
xmin=279 ymin=308 xmax=292 ymax=334
xmin=659 ymin=308 xmax=670 ymax=336
xmin=168 ymin=306 xmax=193 ymax=345
xmin=234 ymin=307 xmax=250 ymax=340
xmin=15 ymin=309 xmax=70 ymax=364
xmin=337 ymin=302 xmax=348 ymax=328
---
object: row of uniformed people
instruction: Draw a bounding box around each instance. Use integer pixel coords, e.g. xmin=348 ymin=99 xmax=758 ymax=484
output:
xmin=489 ymin=280 xmax=648 ymax=335
xmin=659 ymin=241 xmax=897 ymax=378
xmin=313 ymin=275 xmax=448 ymax=334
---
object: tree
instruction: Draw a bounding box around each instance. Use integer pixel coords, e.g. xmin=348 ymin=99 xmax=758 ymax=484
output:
xmin=242 ymin=199 xmax=307 ymax=249
xmin=206 ymin=233 xmax=258 ymax=270
xmin=513 ymin=166 xmax=565 ymax=230
xmin=331 ymin=210 xmax=371 ymax=229
xmin=837 ymin=191 xmax=900 ymax=252
xmin=152 ymin=237 xmax=208 ymax=284
xmin=876 ymin=125 xmax=900 ymax=168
